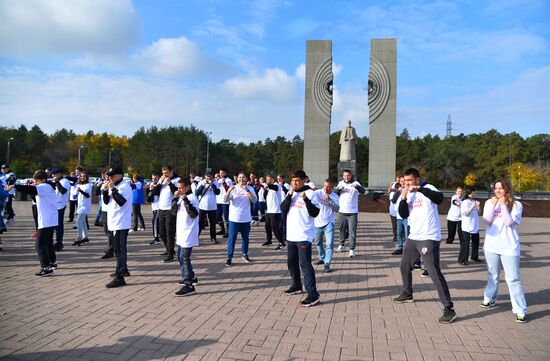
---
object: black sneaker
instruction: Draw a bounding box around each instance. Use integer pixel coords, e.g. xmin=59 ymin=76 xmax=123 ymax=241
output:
xmin=110 ymin=271 xmax=131 ymax=277
xmin=438 ymin=307 xmax=457 ymax=324
xmin=242 ymin=254 xmax=251 ymax=263
xmin=35 ymin=268 xmax=54 ymax=277
xmin=210 ymin=238 xmax=218 ymax=244
xmin=458 ymin=261 xmax=468 ymax=266
xmin=300 ymin=295 xmax=320 ymax=307
xmin=101 ymin=252 xmax=114 ymax=259
xmin=175 ymin=285 xmax=196 ymax=297
xmin=216 ymin=229 xmax=224 ymax=235
xmin=284 ymin=286 xmax=303 ymax=296
xmin=94 ymin=221 xmax=102 ymax=227
xmin=413 ymin=263 xmax=421 ymax=270
xmin=420 ymin=269 xmax=429 ymax=278
xmin=262 ymin=240 xmax=273 ymax=246
xmin=106 ymin=277 xmax=126 ymax=288
xmin=516 ymin=315 xmax=527 ymax=323
xmin=323 ymin=265 xmax=332 ymax=273
xmin=274 ymin=243 xmax=286 ymax=251
xmin=391 ymin=248 xmax=403 ymax=255
xmin=178 ymin=277 xmax=198 ymax=286
xmin=54 ymin=243 xmax=64 ymax=251
xmin=471 ymin=258 xmax=483 ymax=263
xmin=393 ymin=291 xmax=414 ymax=303
xmin=72 ymin=240 xmax=82 ymax=246
xmin=163 ymin=255 xmax=174 ymax=263
xmin=149 ymin=238 xmax=161 ymax=245
xmin=225 ymin=258 xmax=232 ymax=267
xmin=480 ymin=301 xmax=496 ymax=309
xmin=50 ymin=263 xmax=58 ymax=270
xmin=81 ymin=238 xmax=89 ymax=244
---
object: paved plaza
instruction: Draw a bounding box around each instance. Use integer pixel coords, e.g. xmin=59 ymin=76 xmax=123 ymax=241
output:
xmin=1 ymin=201 xmax=549 ymax=361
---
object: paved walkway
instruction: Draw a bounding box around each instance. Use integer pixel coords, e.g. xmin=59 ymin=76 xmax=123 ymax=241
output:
xmin=1 ymin=201 xmax=549 ymax=361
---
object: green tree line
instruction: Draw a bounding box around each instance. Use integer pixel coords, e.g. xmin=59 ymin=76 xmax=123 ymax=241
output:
xmin=1 ymin=125 xmax=548 ymax=191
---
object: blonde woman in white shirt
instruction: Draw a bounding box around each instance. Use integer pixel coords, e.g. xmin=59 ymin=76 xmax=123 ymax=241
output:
xmin=481 ymin=179 xmax=527 ymax=323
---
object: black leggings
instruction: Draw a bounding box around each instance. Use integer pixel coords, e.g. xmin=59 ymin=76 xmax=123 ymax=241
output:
xmin=132 ymin=204 xmax=145 ymax=230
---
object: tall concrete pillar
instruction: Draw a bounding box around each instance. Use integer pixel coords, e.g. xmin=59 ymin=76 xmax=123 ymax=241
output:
xmin=368 ymin=39 xmax=396 ymax=189
xmin=303 ymin=40 xmax=333 ymax=186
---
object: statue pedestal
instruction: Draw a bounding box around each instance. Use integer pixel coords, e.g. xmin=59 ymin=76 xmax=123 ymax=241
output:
xmin=338 ymin=161 xmax=356 ymax=178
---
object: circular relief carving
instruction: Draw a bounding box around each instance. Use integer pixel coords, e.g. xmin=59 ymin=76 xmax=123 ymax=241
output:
xmin=312 ymin=57 xmax=333 ymax=119
xmin=368 ymin=56 xmax=390 ymax=124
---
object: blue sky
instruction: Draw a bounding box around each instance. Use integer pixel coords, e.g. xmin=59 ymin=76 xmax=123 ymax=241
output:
xmin=1 ymin=0 xmax=549 ymax=142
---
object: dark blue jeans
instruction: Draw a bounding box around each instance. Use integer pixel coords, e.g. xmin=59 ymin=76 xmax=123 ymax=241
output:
xmin=178 ymin=246 xmax=195 ymax=286
xmin=227 ymin=221 xmax=250 ymax=259
xmin=55 ymin=207 xmax=66 ymax=244
xmin=287 ymin=241 xmax=319 ymax=298
xmin=216 ymin=203 xmax=229 ymax=224
xmin=110 ymin=229 xmax=129 ymax=277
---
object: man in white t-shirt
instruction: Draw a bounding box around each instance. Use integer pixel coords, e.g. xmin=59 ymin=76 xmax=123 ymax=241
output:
xmin=313 ymin=179 xmax=339 ymax=273
xmin=215 ymin=168 xmax=232 ymax=238
xmin=196 ymin=172 xmax=220 ymax=243
xmin=393 ymin=168 xmax=456 ymax=324
xmin=102 ymin=166 xmax=133 ymax=288
xmin=146 ymin=172 xmax=161 ymax=245
xmin=7 ymin=170 xmax=58 ymax=276
xmin=334 ymin=169 xmax=365 ymax=257
xmin=445 ymin=187 xmax=464 ymax=244
xmin=281 ymin=170 xmax=321 ymax=307
xmin=51 ymin=168 xmax=71 ymax=251
xmin=261 ymin=175 xmax=286 ymax=250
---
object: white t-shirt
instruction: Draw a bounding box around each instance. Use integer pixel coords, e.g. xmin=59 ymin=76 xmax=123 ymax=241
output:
xmin=55 ymin=177 xmax=71 ymax=210
xmin=197 ymin=181 xmax=218 ymax=211
xmin=76 ymin=183 xmax=92 ymax=214
xmin=286 ymin=189 xmax=319 ymax=243
xmin=483 ymin=201 xmax=522 ymax=256
xmin=176 ymin=193 xmax=200 ymax=248
xmin=70 ymin=183 xmax=79 ymax=201
xmin=305 ymin=181 xmax=316 ymax=190
xmin=314 ymin=190 xmax=339 ymax=228
xmin=36 ymin=183 xmax=58 ymax=229
xmin=337 ymin=180 xmax=362 ymax=214
xmin=228 ymin=185 xmax=256 ymax=223
xmin=403 ymin=184 xmax=442 ymax=241
xmin=158 ymin=177 xmax=180 ymax=210
xmin=258 ymin=187 xmax=266 ymax=202
xmin=265 ymin=185 xmax=281 ymax=214
xmin=149 ymin=183 xmax=160 ymax=211
xmin=389 ymin=191 xmax=398 ymax=217
xmin=278 ymin=182 xmax=290 ymax=204
xmin=216 ymin=177 xmax=233 ymax=204
xmin=460 ymin=198 xmax=479 ymax=233
xmin=447 ymin=195 xmax=462 ymax=221
xmin=106 ymin=180 xmax=133 ymax=231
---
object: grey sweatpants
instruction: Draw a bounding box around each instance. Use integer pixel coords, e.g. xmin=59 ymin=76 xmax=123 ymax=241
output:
xmin=400 ymin=238 xmax=453 ymax=308
xmin=338 ymin=213 xmax=358 ymax=250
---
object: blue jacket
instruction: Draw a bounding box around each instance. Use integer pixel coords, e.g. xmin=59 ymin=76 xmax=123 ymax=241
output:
xmin=131 ymin=179 xmax=145 ymax=205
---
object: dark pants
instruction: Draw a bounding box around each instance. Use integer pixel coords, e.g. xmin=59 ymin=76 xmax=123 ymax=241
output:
xmin=55 ymin=207 xmax=66 ymax=245
xmin=216 ymin=203 xmax=229 ymax=224
xmin=338 ymin=213 xmax=358 ymax=250
xmin=152 ymin=210 xmax=159 ymax=239
xmin=158 ymin=210 xmax=176 ymax=255
xmin=265 ymin=213 xmax=285 ymax=244
xmin=177 ymin=246 xmax=195 ymax=286
xmin=287 ymin=241 xmax=319 ymax=298
xmin=95 ymin=201 xmax=102 ymax=224
xmin=390 ymin=215 xmax=397 ymax=242
xmin=199 ymin=209 xmax=217 ymax=240
xmin=4 ymin=195 xmax=15 ymax=220
xmin=68 ymin=200 xmax=76 ymax=222
xmin=102 ymin=212 xmax=113 ymax=254
xmin=36 ymin=226 xmax=56 ymax=268
xmin=132 ymin=204 xmax=145 ymax=230
xmin=446 ymin=220 xmax=463 ymax=244
xmin=459 ymin=232 xmax=480 ymax=262
xmin=110 ymin=229 xmax=129 ymax=277
xmin=400 ymin=239 xmax=453 ymax=308
xmin=258 ymin=201 xmax=266 ymax=222
xmin=31 ymin=204 xmax=38 ymax=229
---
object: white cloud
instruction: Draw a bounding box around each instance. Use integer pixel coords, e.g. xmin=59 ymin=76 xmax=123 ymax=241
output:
xmin=222 ymin=68 xmax=298 ymax=103
xmin=0 ymin=0 xmax=139 ymax=58
xmin=133 ymin=37 xmax=231 ymax=79
xmin=295 ymin=64 xmax=306 ymax=82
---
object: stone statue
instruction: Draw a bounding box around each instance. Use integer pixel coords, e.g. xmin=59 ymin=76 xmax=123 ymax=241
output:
xmin=339 ymin=120 xmax=357 ymax=162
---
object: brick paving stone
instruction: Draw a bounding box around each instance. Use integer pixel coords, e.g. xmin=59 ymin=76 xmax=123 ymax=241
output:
xmin=1 ymin=202 xmax=549 ymax=361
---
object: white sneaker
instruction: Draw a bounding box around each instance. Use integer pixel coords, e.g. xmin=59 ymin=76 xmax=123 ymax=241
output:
xmin=336 ymin=245 xmax=344 ymax=253
xmin=129 ymin=229 xmax=134 ymax=233
xmin=349 ymin=250 xmax=356 ymax=258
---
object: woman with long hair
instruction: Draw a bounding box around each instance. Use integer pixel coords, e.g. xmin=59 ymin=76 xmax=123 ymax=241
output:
xmin=458 ymin=187 xmax=480 ymax=265
xmin=481 ymin=179 xmax=527 ymax=323
xmin=74 ymin=170 xmax=92 ymax=246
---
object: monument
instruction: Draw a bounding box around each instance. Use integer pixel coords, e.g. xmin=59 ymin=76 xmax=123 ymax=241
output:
xmin=368 ymin=38 xmax=396 ymax=189
xmin=338 ymin=120 xmax=357 ymax=176
xmin=303 ymin=40 xmax=333 ymax=186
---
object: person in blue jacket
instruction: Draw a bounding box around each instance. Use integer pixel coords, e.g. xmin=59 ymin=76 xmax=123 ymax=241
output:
xmin=130 ymin=174 xmax=146 ymax=232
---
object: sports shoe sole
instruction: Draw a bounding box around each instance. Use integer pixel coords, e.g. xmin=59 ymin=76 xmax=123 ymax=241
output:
xmin=393 ymin=298 xmax=414 ymax=304
xmin=480 ymin=302 xmax=496 ymax=309
xmin=438 ymin=314 xmax=457 ymax=324
xmin=301 ymin=298 xmax=320 ymax=307
xmin=174 ymin=290 xmax=196 ymax=297
xmin=285 ymin=290 xmax=303 ymax=296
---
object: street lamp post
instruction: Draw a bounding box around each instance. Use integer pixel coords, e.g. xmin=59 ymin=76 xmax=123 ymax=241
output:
xmin=6 ymin=137 xmax=14 ymax=164
xmin=206 ymin=132 xmax=212 ymax=173
xmin=77 ymin=145 xmax=84 ymax=167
